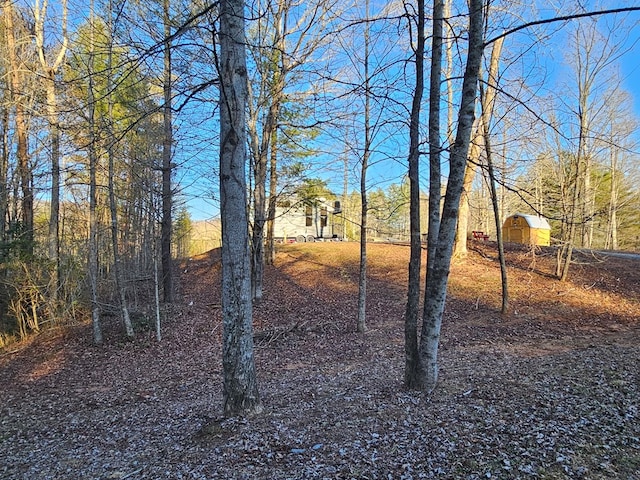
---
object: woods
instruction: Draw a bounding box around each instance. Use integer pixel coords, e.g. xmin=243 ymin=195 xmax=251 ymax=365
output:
xmin=0 ymin=0 xmax=639 ymax=421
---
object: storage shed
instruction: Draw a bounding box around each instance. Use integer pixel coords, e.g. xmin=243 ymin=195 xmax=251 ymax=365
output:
xmin=502 ymin=213 xmax=551 ymax=246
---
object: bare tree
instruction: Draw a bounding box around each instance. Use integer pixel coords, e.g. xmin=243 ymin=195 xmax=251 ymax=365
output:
xmin=603 ymin=93 xmax=637 ymax=250
xmin=405 ymin=0 xmax=484 ymax=391
xmin=453 ymin=27 xmax=503 ymax=259
xmin=403 ymin=0 xmax=426 ymax=389
xmin=357 ymin=0 xmax=371 ymax=334
xmin=218 ymin=0 xmax=262 ymax=415
xmin=480 ymin=36 xmax=507 ymax=313
xmin=480 ymin=101 xmax=508 ymax=314
xmin=452 ymin=136 xmax=479 ymax=258
xmin=425 ymin=0 xmax=444 ymax=291
xmin=3 ymin=0 xmax=33 ymax=255
xmin=246 ymin=0 xmax=284 ymax=302
xmin=0 ymin=109 xmax=7 ymax=251
xmin=161 ymin=0 xmax=174 ymax=303
xmin=87 ymin=0 xmax=102 ymax=345
xmin=34 ymin=0 xmax=68 ymax=296
xmin=104 ymin=0 xmax=134 ymax=338
xmin=557 ymin=19 xmax=627 ymax=280
xmin=246 ymin=0 xmax=340 ymax=302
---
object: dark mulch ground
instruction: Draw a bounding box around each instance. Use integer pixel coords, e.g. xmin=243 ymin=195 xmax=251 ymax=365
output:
xmin=1 ymin=242 xmax=639 ymax=479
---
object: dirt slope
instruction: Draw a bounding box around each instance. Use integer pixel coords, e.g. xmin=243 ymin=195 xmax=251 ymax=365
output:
xmin=1 ymin=242 xmax=639 ymax=479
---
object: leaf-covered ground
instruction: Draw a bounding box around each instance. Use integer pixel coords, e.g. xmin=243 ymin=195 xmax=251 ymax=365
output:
xmin=1 ymin=242 xmax=639 ymax=479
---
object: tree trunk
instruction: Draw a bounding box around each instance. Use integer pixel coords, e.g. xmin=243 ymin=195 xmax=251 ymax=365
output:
xmin=88 ymin=0 xmax=102 ymax=345
xmin=454 ymin=36 xmax=503 ymax=259
xmin=444 ymin=0 xmax=454 ymax=146
xmin=154 ymin=255 xmax=162 ymax=341
xmin=248 ymin=0 xmax=286 ymax=303
xmin=452 ymin=137 xmax=479 ymax=258
xmin=251 ymin=145 xmax=267 ymax=303
xmin=35 ymin=0 xmax=69 ymax=299
xmin=0 ymin=109 xmax=7 ymax=247
xmin=161 ymin=0 xmax=174 ymax=302
xmin=249 ymin=88 xmax=282 ymax=303
xmin=246 ymin=83 xmax=262 ymax=296
xmin=357 ymin=0 xmax=371 ymax=334
xmin=425 ymin=0 xmax=444 ymax=296
xmin=480 ymin=37 xmax=507 ymax=313
xmin=418 ymin=0 xmax=484 ymax=391
xmin=606 ymin=143 xmax=618 ymax=250
xmin=482 ymin=103 xmax=508 ymax=314
xmin=265 ymin=127 xmax=278 ymax=265
xmin=559 ymin=114 xmax=586 ymax=281
xmin=219 ymin=0 xmax=262 ymax=416
xmin=4 ymin=2 xmax=33 ymax=255
xmin=106 ymin=2 xmax=134 ymax=339
xmin=46 ymin=73 xmax=61 ymax=294
xmin=108 ymin=147 xmax=134 ymax=338
xmin=559 ymin=141 xmax=584 ymax=281
xmin=404 ymin=0 xmax=425 ymax=389
xmin=358 ymin=179 xmax=367 ymax=332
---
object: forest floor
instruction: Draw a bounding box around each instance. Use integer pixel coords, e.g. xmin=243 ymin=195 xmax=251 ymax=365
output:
xmin=1 ymin=241 xmax=639 ymax=480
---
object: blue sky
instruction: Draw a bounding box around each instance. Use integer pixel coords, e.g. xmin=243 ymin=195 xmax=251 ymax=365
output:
xmin=621 ymin=28 xmax=640 ymax=117
xmin=16 ymin=0 xmax=639 ymax=223
xmin=180 ymin=3 xmax=640 ymax=222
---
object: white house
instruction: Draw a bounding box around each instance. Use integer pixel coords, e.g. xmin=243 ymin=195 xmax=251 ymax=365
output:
xmin=272 ymin=197 xmax=343 ymax=242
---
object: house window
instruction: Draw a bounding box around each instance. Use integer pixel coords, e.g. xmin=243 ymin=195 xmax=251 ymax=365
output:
xmin=305 ymin=205 xmax=313 ymax=226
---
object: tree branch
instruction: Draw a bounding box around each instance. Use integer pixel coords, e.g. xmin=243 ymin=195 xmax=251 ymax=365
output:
xmin=485 ymin=7 xmax=640 ymax=47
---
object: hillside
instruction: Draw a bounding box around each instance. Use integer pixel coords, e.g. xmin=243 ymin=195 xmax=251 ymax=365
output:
xmin=1 ymin=242 xmax=639 ymax=479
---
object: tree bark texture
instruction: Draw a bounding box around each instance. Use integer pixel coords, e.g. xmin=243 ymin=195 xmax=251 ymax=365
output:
xmin=425 ymin=0 xmax=444 ymax=286
xmin=161 ymin=0 xmax=174 ymax=303
xmin=265 ymin=127 xmax=278 ymax=265
xmin=452 ymin=136 xmax=478 ymax=258
xmin=219 ymin=0 xmax=262 ymax=416
xmin=357 ymin=0 xmax=371 ymax=334
xmin=419 ymin=0 xmax=484 ymax=392
xmin=45 ymin=71 xmax=61 ymax=291
xmin=0 ymin=110 xmax=8 ymax=247
xmin=88 ymin=1 xmax=102 ymax=345
xmin=404 ymin=0 xmax=425 ymax=389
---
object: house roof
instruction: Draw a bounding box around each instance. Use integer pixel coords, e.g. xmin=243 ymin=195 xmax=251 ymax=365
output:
xmin=510 ymin=213 xmax=551 ymax=230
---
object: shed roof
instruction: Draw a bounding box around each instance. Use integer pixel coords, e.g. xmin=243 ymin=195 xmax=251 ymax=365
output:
xmin=509 ymin=213 xmax=551 ymax=230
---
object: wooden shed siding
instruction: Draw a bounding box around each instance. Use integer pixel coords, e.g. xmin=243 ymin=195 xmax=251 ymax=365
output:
xmin=502 ymin=214 xmax=551 ymax=246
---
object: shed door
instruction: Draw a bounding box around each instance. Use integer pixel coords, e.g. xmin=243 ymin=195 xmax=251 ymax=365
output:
xmin=510 ymin=228 xmax=523 ymax=243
